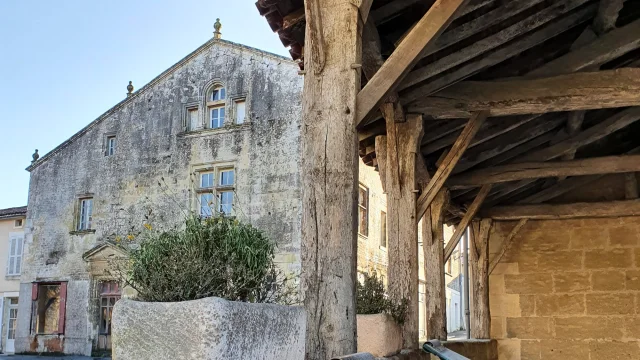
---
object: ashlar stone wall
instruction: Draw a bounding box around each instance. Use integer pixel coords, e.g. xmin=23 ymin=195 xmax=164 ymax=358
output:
xmin=489 ymin=216 xmax=640 ymax=360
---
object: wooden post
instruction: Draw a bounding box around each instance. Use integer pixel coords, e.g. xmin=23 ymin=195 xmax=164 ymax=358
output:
xmin=300 ymin=1 xmax=361 ymax=358
xmin=469 ymin=219 xmax=492 ymax=338
xmin=423 ymin=189 xmax=449 ymax=340
xmin=382 ymin=114 xmax=423 ymax=349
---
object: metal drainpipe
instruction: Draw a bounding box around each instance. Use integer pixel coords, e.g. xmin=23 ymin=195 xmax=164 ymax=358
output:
xmin=463 ymin=227 xmax=471 ymax=339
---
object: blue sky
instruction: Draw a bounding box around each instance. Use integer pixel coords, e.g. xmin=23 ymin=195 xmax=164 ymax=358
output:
xmin=0 ymin=0 xmax=289 ymax=209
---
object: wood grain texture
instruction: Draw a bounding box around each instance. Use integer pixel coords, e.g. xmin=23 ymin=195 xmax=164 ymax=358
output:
xmin=448 ymin=154 xmax=640 ymax=188
xmin=375 ymin=136 xmax=388 ymax=194
xmin=470 ymin=219 xmax=492 ymax=339
xmin=489 ymin=219 xmax=528 ymax=274
xmin=593 ymin=0 xmax=625 ymax=35
xmin=386 ymin=114 xmax=423 ymax=349
xmin=300 ymin=1 xmax=360 ymax=358
xmin=417 ymin=111 xmax=488 ymax=220
xmin=444 ymin=184 xmax=491 ymax=262
xmin=409 ymin=69 xmax=640 ymax=119
xmin=401 ymin=5 xmax=596 ymax=103
xmin=481 ymin=199 xmax=640 ymax=220
xmin=625 ymin=173 xmax=639 ymax=199
xmin=401 ymin=0 xmax=591 ymax=90
xmin=424 ymin=189 xmax=449 ymax=340
xmin=356 ymin=0 xmax=469 ymax=126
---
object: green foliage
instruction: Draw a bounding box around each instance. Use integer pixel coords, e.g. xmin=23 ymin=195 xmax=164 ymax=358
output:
xmin=110 ymin=216 xmax=297 ymax=304
xmin=356 ymin=272 xmax=408 ymax=325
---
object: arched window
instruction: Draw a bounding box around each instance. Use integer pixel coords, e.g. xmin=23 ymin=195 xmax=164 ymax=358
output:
xmin=206 ymin=84 xmax=226 ymax=129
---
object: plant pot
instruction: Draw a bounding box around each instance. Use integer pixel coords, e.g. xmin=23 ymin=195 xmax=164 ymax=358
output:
xmin=356 ymin=313 xmax=402 ymax=357
xmin=112 ymin=297 xmax=305 ymax=360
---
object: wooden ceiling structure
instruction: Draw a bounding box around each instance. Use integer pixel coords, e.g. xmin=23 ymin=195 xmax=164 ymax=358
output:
xmin=257 ymin=0 xmax=640 ymax=358
xmin=258 ymin=0 xmax=640 ymax=223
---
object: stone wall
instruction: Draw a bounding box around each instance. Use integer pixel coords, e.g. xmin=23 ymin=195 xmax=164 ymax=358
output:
xmin=357 ymin=160 xmax=388 ymax=280
xmin=17 ymin=39 xmax=302 ymax=356
xmin=489 ymin=216 xmax=640 ymax=359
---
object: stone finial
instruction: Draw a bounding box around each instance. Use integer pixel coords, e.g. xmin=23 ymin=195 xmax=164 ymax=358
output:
xmin=127 ymin=81 xmax=134 ymax=97
xmin=213 ymin=18 xmax=222 ymax=39
xmin=32 ymin=149 xmax=39 ymax=163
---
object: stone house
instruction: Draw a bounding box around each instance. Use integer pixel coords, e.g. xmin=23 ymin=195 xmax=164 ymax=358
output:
xmin=17 ymin=36 xmax=303 ymax=356
xmin=0 ymin=206 xmax=26 ymax=354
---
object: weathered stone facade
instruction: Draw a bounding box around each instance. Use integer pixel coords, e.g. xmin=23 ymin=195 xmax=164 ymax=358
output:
xmin=17 ymin=39 xmax=303 ymax=356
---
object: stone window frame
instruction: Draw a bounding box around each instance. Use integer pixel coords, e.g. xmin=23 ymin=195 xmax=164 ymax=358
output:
xmin=30 ymin=282 xmax=68 ymax=335
xmin=183 ymin=101 xmax=201 ymax=131
xmin=358 ymin=184 xmax=369 ymax=237
xmin=71 ymin=193 xmax=96 ymax=234
xmin=103 ymin=132 xmax=117 ymax=157
xmin=229 ymin=94 xmax=250 ymax=125
xmin=192 ymin=162 xmax=237 ymax=217
xmin=204 ymin=81 xmax=227 ymax=129
xmin=13 ymin=219 xmax=23 ymax=228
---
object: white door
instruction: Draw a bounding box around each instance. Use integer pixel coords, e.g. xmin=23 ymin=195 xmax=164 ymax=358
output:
xmin=6 ymin=298 xmax=18 ymax=353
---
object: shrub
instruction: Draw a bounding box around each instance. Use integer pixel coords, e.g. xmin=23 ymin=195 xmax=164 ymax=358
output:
xmin=110 ymin=216 xmax=297 ymax=304
xmin=356 ymin=272 xmax=408 ymax=325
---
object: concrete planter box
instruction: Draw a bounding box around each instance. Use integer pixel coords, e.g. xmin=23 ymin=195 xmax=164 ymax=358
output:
xmin=112 ymin=297 xmax=305 ymax=360
xmin=357 ymin=313 xmax=402 ymax=357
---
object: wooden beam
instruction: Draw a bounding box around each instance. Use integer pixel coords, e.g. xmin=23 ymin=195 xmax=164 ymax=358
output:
xmin=409 ymin=69 xmax=640 ymax=119
xmin=470 ymin=218 xmax=492 ymax=339
xmin=482 ymin=199 xmax=640 ymax=220
xmin=424 ymin=189 xmax=449 ymax=341
xmin=372 ymin=0 xmax=491 ymax=25
xmin=417 ymin=111 xmax=488 ymax=220
xmin=625 ymin=173 xmax=639 ymax=199
xmin=422 ymin=115 xmax=539 ymax=156
xmin=453 ymin=116 xmax=563 ymax=174
xmin=401 ymin=0 xmax=591 ymax=90
xmin=360 ymin=0 xmax=374 ymax=24
xmin=444 ymin=185 xmax=491 ymax=262
xmin=488 ymin=219 xmax=528 ymax=275
xmin=517 ymin=175 xmax=603 ymax=204
xmin=300 ymin=0 xmax=360 ymax=358
xmin=527 ymin=17 xmax=640 ymax=78
xmin=593 ymin=0 xmax=625 ymax=35
xmin=516 ymin=107 xmax=640 ymax=162
xmin=448 ymin=154 xmax=640 ymax=189
xmin=356 ymin=0 xmax=469 ymax=126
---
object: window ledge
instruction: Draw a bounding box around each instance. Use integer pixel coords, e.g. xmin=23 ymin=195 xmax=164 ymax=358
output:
xmin=5 ymin=274 xmax=20 ymax=280
xmin=379 ymin=246 xmax=387 ymax=251
xmin=358 ymin=233 xmax=368 ymax=241
xmin=177 ymin=123 xmax=251 ymax=138
xmin=70 ymin=229 xmax=96 ymax=236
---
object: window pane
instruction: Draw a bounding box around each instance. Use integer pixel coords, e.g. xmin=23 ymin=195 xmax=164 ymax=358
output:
xmin=235 ymin=101 xmax=246 ymax=124
xmin=380 ymin=211 xmax=387 ymax=247
xmin=210 ymin=107 xmax=225 ymax=128
xmin=200 ymin=194 xmax=214 ymax=217
xmin=211 ymin=87 xmax=226 ymax=101
xmin=200 ymin=173 xmax=214 ymax=188
xmin=219 ymin=170 xmax=234 ymax=186
xmin=359 ymin=207 xmax=368 ymax=236
xmin=86 ymin=199 xmax=93 ymax=229
xmin=219 ymin=192 xmax=233 ymax=215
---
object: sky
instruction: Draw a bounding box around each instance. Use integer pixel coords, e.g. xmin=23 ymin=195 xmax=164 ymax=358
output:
xmin=0 ymin=0 xmax=290 ymax=209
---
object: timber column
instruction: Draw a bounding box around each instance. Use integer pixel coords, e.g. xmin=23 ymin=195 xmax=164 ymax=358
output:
xmin=375 ymin=112 xmax=423 ymax=348
xmin=300 ymin=0 xmax=361 ymax=359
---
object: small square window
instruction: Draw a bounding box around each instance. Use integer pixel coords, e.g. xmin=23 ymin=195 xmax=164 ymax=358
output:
xmin=77 ymin=198 xmax=93 ymax=231
xmin=106 ymin=136 xmax=116 ymax=156
xmin=219 ymin=170 xmax=234 ymax=186
xmin=200 ymin=172 xmax=214 ymax=188
xmin=235 ymin=100 xmax=246 ymax=124
xmin=14 ymin=219 xmax=23 ymax=228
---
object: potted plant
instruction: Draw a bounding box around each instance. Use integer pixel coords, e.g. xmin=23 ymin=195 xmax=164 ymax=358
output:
xmin=356 ymin=272 xmax=407 ymax=357
xmin=109 ymin=216 xmax=304 ymax=360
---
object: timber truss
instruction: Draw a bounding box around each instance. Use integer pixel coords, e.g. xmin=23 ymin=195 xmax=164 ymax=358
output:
xmin=258 ymin=0 xmax=640 ymax=355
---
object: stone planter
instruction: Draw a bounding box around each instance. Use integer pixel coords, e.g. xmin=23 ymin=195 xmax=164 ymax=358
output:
xmin=112 ymin=297 xmax=305 ymax=360
xmin=357 ymin=313 xmax=402 ymax=357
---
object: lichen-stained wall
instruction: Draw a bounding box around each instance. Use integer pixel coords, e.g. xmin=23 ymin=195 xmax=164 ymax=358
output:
xmin=16 ymin=39 xmax=302 ymax=356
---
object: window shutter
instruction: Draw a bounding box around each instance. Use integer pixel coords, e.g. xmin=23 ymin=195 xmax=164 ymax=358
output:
xmin=31 ymin=283 xmax=38 ymax=301
xmin=58 ymin=282 xmax=68 ymax=334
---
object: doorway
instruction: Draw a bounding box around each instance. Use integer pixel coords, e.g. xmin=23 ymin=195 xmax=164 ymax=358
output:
xmin=6 ymin=297 xmax=18 ymax=353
